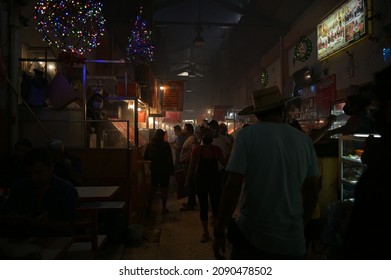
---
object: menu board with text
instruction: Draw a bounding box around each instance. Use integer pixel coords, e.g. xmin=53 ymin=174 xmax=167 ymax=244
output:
xmin=317 ymin=0 xmax=369 ymax=60
xmin=316 ymin=74 xmax=336 ymax=117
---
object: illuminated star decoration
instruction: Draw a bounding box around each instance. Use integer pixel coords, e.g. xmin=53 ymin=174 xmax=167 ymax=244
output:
xmin=34 ymin=0 xmax=105 ymax=55
xmin=126 ymin=5 xmax=154 ymax=64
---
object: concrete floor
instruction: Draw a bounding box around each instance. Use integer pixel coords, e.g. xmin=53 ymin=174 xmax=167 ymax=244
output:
xmin=69 ymin=187 xmax=327 ymax=260
xmin=97 ymin=187 xmax=232 ymax=260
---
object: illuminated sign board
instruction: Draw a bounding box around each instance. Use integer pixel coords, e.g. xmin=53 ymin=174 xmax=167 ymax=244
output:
xmin=317 ymin=0 xmax=371 ymax=60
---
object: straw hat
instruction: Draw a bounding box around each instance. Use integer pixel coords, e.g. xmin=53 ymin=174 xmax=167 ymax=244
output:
xmin=238 ymin=86 xmax=295 ymax=115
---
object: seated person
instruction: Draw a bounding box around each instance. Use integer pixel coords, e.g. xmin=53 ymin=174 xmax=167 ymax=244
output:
xmin=0 ymin=147 xmax=79 ymax=238
xmin=86 ymin=92 xmax=105 ymax=148
xmin=87 ymin=93 xmax=104 ymax=121
xmin=0 ymin=139 xmax=32 ymax=190
xmin=47 ymin=139 xmax=83 ymax=186
xmin=86 ymin=92 xmax=127 ymax=148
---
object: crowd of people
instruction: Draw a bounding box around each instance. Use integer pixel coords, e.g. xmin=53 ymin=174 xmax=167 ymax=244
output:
xmin=144 ymin=65 xmax=391 ymax=260
xmin=1 ymin=64 xmax=390 ymax=260
xmin=212 ymin=66 xmax=390 ymax=260
xmin=144 ymin=119 xmax=234 ymax=243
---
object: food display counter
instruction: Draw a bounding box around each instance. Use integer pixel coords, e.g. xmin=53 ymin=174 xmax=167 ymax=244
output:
xmin=338 ymin=135 xmax=367 ymax=201
xmin=83 ymin=61 xmax=150 ymax=148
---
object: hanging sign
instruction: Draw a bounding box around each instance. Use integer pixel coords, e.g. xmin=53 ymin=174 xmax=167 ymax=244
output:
xmin=163 ymin=80 xmax=184 ymax=111
xmin=317 ymin=0 xmax=370 ymax=61
xmin=316 ymin=74 xmax=337 ymax=117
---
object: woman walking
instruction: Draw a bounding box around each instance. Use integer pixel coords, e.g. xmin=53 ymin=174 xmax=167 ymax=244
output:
xmin=144 ymin=129 xmax=175 ymax=214
xmin=186 ymin=128 xmax=225 ymax=242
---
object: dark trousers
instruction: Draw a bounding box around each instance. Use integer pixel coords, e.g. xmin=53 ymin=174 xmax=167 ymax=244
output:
xmin=197 ymin=176 xmax=219 ymax=221
xmin=229 ymin=220 xmax=305 ymax=260
xmin=183 ymin=162 xmax=196 ymax=207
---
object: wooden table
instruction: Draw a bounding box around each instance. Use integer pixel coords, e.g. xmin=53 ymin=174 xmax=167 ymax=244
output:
xmin=0 ymin=237 xmax=74 ymax=260
xmin=78 ymin=201 xmax=126 ymax=211
xmin=75 ymin=186 xmax=120 ymax=202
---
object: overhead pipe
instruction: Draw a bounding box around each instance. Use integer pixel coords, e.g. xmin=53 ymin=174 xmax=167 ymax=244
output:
xmin=154 ymin=20 xmax=270 ymax=28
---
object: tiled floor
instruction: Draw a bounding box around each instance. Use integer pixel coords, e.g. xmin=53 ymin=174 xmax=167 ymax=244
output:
xmin=97 ymin=188 xmax=230 ymax=260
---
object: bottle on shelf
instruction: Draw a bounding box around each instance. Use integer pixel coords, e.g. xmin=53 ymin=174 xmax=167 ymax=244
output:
xmin=101 ymin=129 xmax=108 ymax=148
xmin=89 ymin=127 xmax=97 ymax=148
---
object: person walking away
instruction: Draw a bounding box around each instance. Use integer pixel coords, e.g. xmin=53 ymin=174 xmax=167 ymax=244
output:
xmin=213 ymin=86 xmax=320 ymax=260
xmin=179 ymin=124 xmax=200 ymax=211
xmin=219 ymin=122 xmax=234 ymax=155
xmin=144 ymin=129 xmax=174 ymax=214
xmin=186 ymin=128 xmax=225 ymax=242
xmin=208 ymin=120 xmax=229 ymax=203
xmin=170 ymin=125 xmax=186 ymax=171
xmin=194 ymin=125 xmax=205 ymax=144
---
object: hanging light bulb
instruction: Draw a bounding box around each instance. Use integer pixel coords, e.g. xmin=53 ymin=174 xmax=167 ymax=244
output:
xmin=193 ymin=0 xmax=205 ymax=47
xmin=193 ymin=29 xmax=205 ymax=47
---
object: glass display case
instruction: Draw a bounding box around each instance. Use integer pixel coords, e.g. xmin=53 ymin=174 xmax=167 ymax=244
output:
xmin=338 ymin=135 xmax=368 ymax=201
xmin=82 ymin=60 xmax=151 ymax=147
xmin=330 ymin=101 xmax=349 ymax=138
xmin=100 ymin=96 xmax=149 ymax=147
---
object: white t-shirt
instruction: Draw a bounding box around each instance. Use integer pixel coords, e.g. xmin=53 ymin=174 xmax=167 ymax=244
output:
xmin=226 ymin=122 xmax=319 ymax=256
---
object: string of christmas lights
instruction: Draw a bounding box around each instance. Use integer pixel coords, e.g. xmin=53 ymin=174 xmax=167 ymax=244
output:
xmin=260 ymin=70 xmax=269 ymax=88
xmin=34 ymin=0 xmax=105 ymax=55
xmin=294 ymin=36 xmax=313 ymax=62
xmin=126 ymin=5 xmax=154 ymax=64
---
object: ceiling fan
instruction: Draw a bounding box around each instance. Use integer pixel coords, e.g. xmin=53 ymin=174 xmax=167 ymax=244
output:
xmin=176 ymin=47 xmax=204 ymax=78
xmin=177 ymin=62 xmax=204 ymax=78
